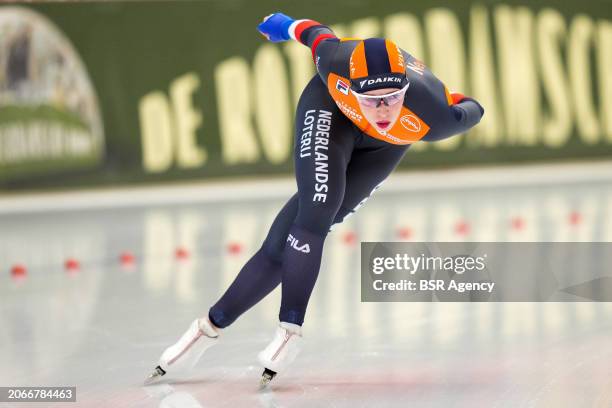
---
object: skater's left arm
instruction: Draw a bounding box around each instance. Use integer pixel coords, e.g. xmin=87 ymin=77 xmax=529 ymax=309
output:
xmin=420 ymin=90 xmax=485 ymax=142
xmin=402 ymin=54 xmax=484 ymax=142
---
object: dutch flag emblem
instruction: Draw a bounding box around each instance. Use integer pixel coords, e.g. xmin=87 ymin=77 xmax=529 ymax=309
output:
xmin=336 ymin=79 xmax=350 ymax=95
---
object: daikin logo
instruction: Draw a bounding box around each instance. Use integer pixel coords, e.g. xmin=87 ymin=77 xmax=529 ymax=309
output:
xmin=359 ymin=77 xmax=402 ymax=88
xmin=287 ymin=234 xmax=310 ymax=253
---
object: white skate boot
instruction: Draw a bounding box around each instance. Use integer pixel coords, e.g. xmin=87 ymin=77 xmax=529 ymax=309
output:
xmin=257 ymin=322 xmax=303 ymax=387
xmin=145 ymin=317 xmax=221 ymax=384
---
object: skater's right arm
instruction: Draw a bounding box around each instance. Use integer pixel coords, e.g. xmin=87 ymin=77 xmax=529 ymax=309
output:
xmin=257 ymin=13 xmax=340 ymax=83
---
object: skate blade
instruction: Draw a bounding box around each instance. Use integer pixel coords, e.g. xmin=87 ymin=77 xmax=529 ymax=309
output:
xmin=259 ymin=368 xmax=276 ymax=389
xmin=144 ymin=365 xmax=166 ymax=385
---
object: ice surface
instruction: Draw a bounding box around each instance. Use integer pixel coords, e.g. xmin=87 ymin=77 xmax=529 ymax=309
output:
xmin=1 ymin=177 xmax=612 ymax=407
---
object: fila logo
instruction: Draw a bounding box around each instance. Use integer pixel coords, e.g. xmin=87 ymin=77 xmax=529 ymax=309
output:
xmin=400 ymin=114 xmax=422 ymax=132
xmin=336 ymin=79 xmax=350 ymax=95
xmin=287 ymin=234 xmax=310 ymax=253
xmin=359 ymin=77 xmax=401 ymax=88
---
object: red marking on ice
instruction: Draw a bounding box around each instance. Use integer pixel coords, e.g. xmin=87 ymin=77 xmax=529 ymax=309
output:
xmin=511 ymin=217 xmax=525 ymax=230
xmin=569 ymin=211 xmax=582 ymax=225
xmin=397 ymin=227 xmax=412 ymax=240
xmin=11 ymin=264 xmax=27 ymax=278
xmin=227 ymin=242 xmax=243 ymax=255
xmin=64 ymin=258 xmax=81 ymax=276
xmin=343 ymin=231 xmax=357 ymax=245
xmin=120 ymin=252 xmax=135 ymax=265
xmin=455 ymin=221 xmax=470 ymax=236
xmin=175 ymin=247 xmax=190 ymax=260
xmin=64 ymin=258 xmax=81 ymax=274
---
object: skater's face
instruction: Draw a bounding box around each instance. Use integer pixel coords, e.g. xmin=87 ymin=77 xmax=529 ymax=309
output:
xmin=354 ymin=86 xmax=407 ymax=133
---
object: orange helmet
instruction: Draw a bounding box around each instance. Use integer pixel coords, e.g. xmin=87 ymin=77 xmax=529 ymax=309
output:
xmin=349 ymin=38 xmax=408 ymax=93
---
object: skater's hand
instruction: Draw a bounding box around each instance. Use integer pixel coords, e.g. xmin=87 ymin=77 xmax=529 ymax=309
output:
xmin=450 ymin=92 xmax=484 ymax=115
xmin=257 ymin=12 xmax=295 ymax=42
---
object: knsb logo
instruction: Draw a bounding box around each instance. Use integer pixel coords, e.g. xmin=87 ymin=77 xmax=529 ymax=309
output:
xmin=287 ymin=234 xmax=310 ymax=253
xmin=400 ymin=114 xmax=421 ymax=132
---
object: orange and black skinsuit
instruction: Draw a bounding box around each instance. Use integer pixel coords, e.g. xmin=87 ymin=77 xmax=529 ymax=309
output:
xmin=209 ymin=19 xmax=484 ymax=328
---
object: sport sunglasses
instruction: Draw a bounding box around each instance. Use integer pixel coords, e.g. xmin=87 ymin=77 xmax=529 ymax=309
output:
xmin=351 ymin=83 xmax=410 ymax=108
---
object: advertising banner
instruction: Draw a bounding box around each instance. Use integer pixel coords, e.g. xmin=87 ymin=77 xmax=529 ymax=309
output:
xmin=0 ymin=0 xmax=611 ymax=189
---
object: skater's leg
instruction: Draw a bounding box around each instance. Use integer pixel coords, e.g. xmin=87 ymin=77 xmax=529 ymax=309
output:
xmin=208 ymin=194 xmax=299 ymax=328
xmin=277 ymin=138 xmax=409 ymax=326
xmin=278 ymin=76 xmax=355 ymax=326
xmin=259 ymin=76 xmax=354 ymax=383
